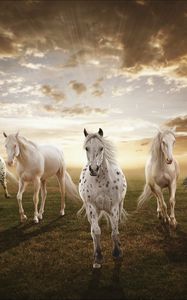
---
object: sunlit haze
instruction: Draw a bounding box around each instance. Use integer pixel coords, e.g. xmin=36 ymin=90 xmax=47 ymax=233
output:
xmin=0 ymin=1 xmax=186 ymax=172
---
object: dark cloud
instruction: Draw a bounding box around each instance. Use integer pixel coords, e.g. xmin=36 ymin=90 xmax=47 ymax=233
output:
xmin=69 ymin=80 xmax=87 ymax=95
xmin=0 ymin=1 xmax=186 ymax=76
xmin=165 ymin=115 xmax=187 ymax=132
xmin=41 ymin=85 xmax=66 ymax=102
xmin=0 ymin=34 xmax=17 ymax=57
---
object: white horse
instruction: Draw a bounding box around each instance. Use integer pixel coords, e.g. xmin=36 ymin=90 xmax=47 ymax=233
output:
xmin=0 ymin=155 xmax=10 ymax=198
xmin=79 ymin=128 xmax=127 ymax=268
xmin=3 ymin=132 xmax=79 ymax=223
xmin=137 ymin=129 xmax=179 ymax=228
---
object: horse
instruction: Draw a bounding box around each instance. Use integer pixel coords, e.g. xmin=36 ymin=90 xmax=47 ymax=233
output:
xmin=0 ymin=155 xmax=10 ymax=198
xmin=3 ymin=132 xmax=79 ymax=223
xmin=78 ymin=128 xmax=127 ymax=268
xmin=137 ymin=128 xmax=179 ymax=228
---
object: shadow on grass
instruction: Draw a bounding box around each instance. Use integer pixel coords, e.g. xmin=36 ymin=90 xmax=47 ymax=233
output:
xmin=155 ymin=224 xmax=187 ymax=263
xmin=81 ymin=260 xmax=126 ymax=300
xmin=0 ymin=217 xmax=63 ymax=254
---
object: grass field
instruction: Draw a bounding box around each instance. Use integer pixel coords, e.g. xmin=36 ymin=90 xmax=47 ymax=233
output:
xmin=0 ymin=169 xmax=187 ymax=300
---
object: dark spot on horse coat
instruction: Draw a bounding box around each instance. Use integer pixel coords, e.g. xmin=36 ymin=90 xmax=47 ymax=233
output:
xmin=116 ymin=186 xmax=118 ymax=190
xmin=114 ymin=180 xmax=116 ymax=183
xmin=116 ymin=171 xmax=120 ymax=175
xmin=88 ymin=195 xmax=90 ymax=198
xmin=87 ymin=189 xmax=89 ymax=193
xmin=79 ymin=179 xmax=81 ymax=183
xmin=84 ymin=179 xmax=87 ymax=183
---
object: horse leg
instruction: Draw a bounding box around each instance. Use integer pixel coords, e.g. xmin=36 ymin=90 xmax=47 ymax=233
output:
xmin=109 ymin=205 xmax=122 ymax=259
xmin=33 ymin=177 xmax=41 ymax=224
xmin=38 ymin=180 xmax=47 ymax=220
xmin=17 ymin=179 xmax=27 ymax=222
xmin=86 ymin=204 xmax=103 ymax=268
xmin=1 ymin=177 xmax=10 ymax=198
xmin=152 ymin=184 xmax=170 ymax=223
xmin=56 ymin=170 xmax=65 ymax=216
xmin=155 ymin=195 xmax=162 ymax=219
xmin=169 ymin=181 xmax=177 ymax=228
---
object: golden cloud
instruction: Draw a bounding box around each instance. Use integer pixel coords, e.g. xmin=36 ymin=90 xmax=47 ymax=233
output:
xmin=69 ymin=80 xmax=87 ymax=95
xmin=165 ymin=115 xmax=187 ymax=132
xmin=41 ymin=85 xmax=66 ymax=102
xmin=0 ymin=1 xmax=186 ymax=79
xmin=43 ymin=103 xmax=108 ymax=116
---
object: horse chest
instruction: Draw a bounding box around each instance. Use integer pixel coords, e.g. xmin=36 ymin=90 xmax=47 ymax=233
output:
xmin=79 ymin=168 xmax=126 ymax=209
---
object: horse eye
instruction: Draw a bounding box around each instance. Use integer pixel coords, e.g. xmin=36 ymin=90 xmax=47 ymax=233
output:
xmin=85 ymin=147 xmax=89 ymax=152
xmin=100 ymin=147 xmax=103 ymax=152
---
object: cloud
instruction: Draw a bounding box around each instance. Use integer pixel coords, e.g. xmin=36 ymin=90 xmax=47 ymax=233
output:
xmin=0 ymin=1 xmax=186 ymax=80
xmin=69 ymin=80 xmax=87 ymax=95
xmin=43 ymin=103 xmax=108 ymax=116
xmin=91 ymin=78 xmax=104 ymax=97
xmin=41 ymin=85 xmax=66 ymax=102
xmin=0 ymin=31 xmax=18 ymax=57
xmin=62 ymin=104 xmax=107 ymax=116
xmin=21 ymin=62 xmax=44 ymax=70
xmin=91 ymin=89 xmax=104 ymax=97
xmin=164 ymin=115 xmax=187 ymax=132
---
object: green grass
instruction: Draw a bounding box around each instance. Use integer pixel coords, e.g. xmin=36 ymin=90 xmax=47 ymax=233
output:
xmin=0 ymin=172 xmax=187 ymax=300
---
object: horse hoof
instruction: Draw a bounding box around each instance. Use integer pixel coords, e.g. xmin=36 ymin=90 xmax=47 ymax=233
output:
xmin=170 ymin=218 xmax=177 ymax=229
xmin=33 ymin=217 xmax=39 ymax=224
xmin=20 ymin=215 xmax=27 ymax=223
xmin=38 ymin=214 xmax=43 ymax=220
xmin=5 ymin=194 xmax=11 ymax=199
xmin=112 ymin=249 xmax=123 ymax=260
xmin=60 ymin=210 xmax=65 ymax=217
xmin=157 ymin=212 xmax=162 ymax=219
xmin=93 ymin=263 xmax=101 ymax=269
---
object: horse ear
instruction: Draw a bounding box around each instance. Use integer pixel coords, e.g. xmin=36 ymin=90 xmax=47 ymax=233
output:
xmin=3 ymin=132 xmax=7 ymax=138
xmin=171 ymin=126 xmax=176 ymax=133
xmin=98 ymin=128 xmax=103 ymax=137
xmin=15 ymin=131 xmax=19 ymax=138
xmin=84 ymin=128 xmax=88 ymax=137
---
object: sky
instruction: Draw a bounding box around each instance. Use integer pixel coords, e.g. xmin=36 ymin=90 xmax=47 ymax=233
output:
xmin=0 ymin=0 xmax=187 ymax=169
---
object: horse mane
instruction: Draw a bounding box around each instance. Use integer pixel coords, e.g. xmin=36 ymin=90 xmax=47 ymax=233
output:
xmin=84 ymin=133 xmax=117 ymax=164
xmin=150 ymin=129 xmax=175 ymax=159
xmin=17 ymin=135 xmax=38 ymax=150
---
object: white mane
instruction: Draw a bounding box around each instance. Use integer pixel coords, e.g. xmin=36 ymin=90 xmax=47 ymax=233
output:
xmin=17 ymin=136 xmax=38 ymax=150
xmin=150 ymin=129 xmax=175 ymax=160
xmin=84 ymin=134 xmax=117 ymax=164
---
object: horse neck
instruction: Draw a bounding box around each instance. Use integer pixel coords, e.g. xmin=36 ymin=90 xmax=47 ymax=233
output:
xmin=16 ymin=140 xmax=33 ymax=165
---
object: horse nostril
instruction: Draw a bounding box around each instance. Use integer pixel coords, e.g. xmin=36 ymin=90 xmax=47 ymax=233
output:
xmin=96 ymin=166 xmax=99 ymax=171
xmin=89 ymin=165 xmax=92 ymax=172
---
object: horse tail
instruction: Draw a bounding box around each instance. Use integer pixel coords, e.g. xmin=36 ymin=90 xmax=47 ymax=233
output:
xmin=77 ymin=203 xmax=86 ymax=218
xmin=120 ymin=208 xmax=129 ymax=223
xmin=137 ymin=184 xmax=152 ymax=210
xmin=65 ymin=171 xmax=80 ymax=202
xmin=6 ymin=169 xmax=18 ymax=184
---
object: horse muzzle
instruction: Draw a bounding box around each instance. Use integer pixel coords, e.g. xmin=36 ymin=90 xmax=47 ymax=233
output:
xmin=166 ymin=158 xmax=173 ymax=164
xmin=89 ymin=165 xmax=99 ymax=176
